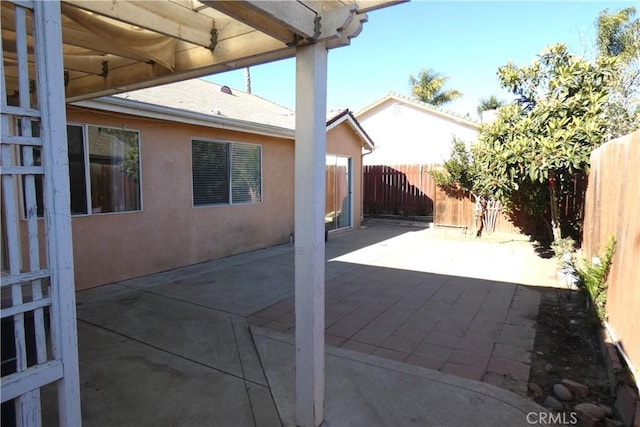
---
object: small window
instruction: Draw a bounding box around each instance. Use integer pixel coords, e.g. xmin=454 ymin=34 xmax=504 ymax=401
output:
xmin=231 ymin=143 xmax=262 ymax=204
xmin=192 ymin=140 xmax=262 ymax=206
xmin=67 ymin=125 xmax=88 ymax=215
xmin=21 ymin=123 xmax=141 ymax=217
xmin=87 ymin=126 xmax=141 ymax=213
xmin=192 ymin=140 xmax=229 ymax=205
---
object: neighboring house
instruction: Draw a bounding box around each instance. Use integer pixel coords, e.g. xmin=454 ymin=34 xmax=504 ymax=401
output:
xmin=20 ymin=79 xmax=373 ymax=290
xmin=357 ymin=93 xmax=480 ymax=166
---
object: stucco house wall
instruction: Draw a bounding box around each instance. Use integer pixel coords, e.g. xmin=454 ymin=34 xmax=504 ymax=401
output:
xmin=13 ymin=78 xmax=371 ymax=290
xmin=15 ymin=102 xmax=368 ymax=290
xmin=358 ymin=94 xmax=479 ymax=166
xmin=64 ymin=108 xmax=297 ymax=290
xmin=326 ymin=122 xmax=365 ymax=225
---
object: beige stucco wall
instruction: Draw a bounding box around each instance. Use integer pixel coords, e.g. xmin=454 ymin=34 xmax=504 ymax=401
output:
xmin=26 ymin=109 xmax=364 ymax=290
xmin=64 ymin=109 xmax=294 ymax=289
xmin=326 ymin=122 xmax=363 ymax=228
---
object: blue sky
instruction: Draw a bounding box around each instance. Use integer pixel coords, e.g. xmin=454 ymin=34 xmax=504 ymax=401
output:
xmin=204 ymin=1 xmax=635 ymax=119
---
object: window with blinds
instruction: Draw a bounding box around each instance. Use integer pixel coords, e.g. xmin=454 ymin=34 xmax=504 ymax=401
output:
xmin=192 ymin=140 xmax=262 ymax=206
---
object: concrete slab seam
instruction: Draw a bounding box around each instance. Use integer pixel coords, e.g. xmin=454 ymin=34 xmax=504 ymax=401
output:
xmin=248 ymin=324 xmax=285 ymax=427
xmin=79 ymin=318 xmax=267 ymax=388
xmin=229 ymin=318 xmax=261 ymax=427
xmin=251 ymin=326 xmax=547 ymax=417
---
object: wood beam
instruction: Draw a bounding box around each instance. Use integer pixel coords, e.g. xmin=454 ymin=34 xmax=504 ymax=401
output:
xmin=203 ymin=1 xmax=317 ymax=44
xmin=63 ymin=55 xmax=136 ymax=76
xmin=3 ymin=64 xmax=37 ymax=81
xmin=63 ymin=26 xmax=160 ymax=63
xmin=3 ymin=6 xmax=153 ymax=63
xmin=64 ymin=61 xmax=173 ymax=100
xmin=64 ymin=31 xmax=289 ymax=101
xmin=294 ymin=42 xmax=327 ymax=427
xmin=60 ymin=4 xmax=176 ymax=70
xmin=357 ymin=0 xmax=408 ymax=13
xmin=1 ymin=2 xmax=33 ymax=35
xmin=62 ymin=0 xmax=216 ymax=49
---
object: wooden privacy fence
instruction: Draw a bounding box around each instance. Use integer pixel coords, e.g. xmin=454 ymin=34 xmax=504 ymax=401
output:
xmin=433 ymin=187 xmax=520 ymax=234
xmin=582 ymin=130 xmax=640 ymax=379
xmin=364 ymin=163 xmax=586 ymax=237
xmin=363 ymin=163 xmax=534 ymax=233
xmin=433 ymin=174 xmax=585 ymax=237
xmin=363 ymin=164 xmax=437 ymax=216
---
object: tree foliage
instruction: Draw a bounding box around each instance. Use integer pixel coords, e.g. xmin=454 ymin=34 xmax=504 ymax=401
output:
xmin=431 ymin=137 xmax=485 ymax=197
xmin=597 ymin=7 xmax=640 ymax=61
xmin=409 ymin=69 xmax=462 ymax=106
xmin=431 ymin=138 xmax=493 ymax=236
xmin=426 ymin=8 xmax=639 ymax=242
xmin=474 ymin=44 xmax=620 ymax=241
xmin=477 ymin=95 xmax=505 ymax=114
xmin=596 ymin=7 xmax=640 ymax=139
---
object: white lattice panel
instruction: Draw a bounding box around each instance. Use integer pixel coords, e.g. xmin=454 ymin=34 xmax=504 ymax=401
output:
xmin=1 ymin=1 xmax=81 ymax=426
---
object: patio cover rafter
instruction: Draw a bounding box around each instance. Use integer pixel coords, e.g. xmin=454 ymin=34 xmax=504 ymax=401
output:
xmin=62 ymin=0 xmax=218 ymax=48
xmin=1 ymin=0 xmax=406 ymax=103
xmin=204 ymin=0 xmax=318 ymax=44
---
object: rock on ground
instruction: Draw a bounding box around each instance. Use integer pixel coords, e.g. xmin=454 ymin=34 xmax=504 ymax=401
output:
xmin=528 ymin=383 xmax=543 ymax=398
xmin=575 ymin=402 xmax=606 ymax=420
xmin=561 ymin=378 xmax=589 ymax=397
xmin=543 ymin=395 xmax=564 ymax=410
xmin=553 ymin=383 xmax=573 ymax=402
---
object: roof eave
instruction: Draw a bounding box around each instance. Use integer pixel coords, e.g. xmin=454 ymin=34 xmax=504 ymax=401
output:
xmin=357 ymin=93 xmax=481 ymax=129
xmin=70 ymin=97 xmax=296 ymax=140
xmin=326 ymin=110 xmax=375 ymax=150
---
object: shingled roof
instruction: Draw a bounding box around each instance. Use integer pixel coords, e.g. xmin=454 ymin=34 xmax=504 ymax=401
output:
xmin=112 ymin=79 xmax=296 ymax=130
xmin=72 ymin=78 xmax=373 ymax=148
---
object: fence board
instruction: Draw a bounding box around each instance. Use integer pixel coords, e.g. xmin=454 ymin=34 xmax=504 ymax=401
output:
xmin=582 ymin=130 xmax=639 ymax=380
xmin=364 ymin=163 xmax=585 ymax=237
xmin=363 ymin=164 xmax=436 ymax=216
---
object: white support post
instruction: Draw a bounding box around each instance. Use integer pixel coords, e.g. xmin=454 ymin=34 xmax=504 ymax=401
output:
xmin=294 ymin=42 xmax=327 ymax=427
xmin=33 ymin=2 xmax=82 ymax=425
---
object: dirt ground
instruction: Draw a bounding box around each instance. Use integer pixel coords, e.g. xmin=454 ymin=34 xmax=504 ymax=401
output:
xmin=528 ymin=287 xmax=616 ymax=425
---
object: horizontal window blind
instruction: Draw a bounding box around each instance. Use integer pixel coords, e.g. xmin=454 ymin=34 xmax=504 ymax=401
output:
xmin=192 ymin=140 xmax=262 ymax=206
xmin=231 ymin=143 xmax=262 ymax=203
xmin=192 ymin=140 xmax=229 ymax=205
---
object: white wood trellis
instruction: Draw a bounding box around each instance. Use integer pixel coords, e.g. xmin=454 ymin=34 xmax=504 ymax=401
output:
xmin=1 ymin=1 xmax=81 ymax=426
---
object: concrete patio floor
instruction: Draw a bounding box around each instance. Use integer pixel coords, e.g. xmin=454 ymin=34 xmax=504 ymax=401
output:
xmin=45 ymin=222 xmax=562 ymax=426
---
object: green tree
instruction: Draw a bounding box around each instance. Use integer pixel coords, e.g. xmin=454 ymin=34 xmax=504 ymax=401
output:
xmin=477 ymin=95 xmax=505 ymax=115
xmin=409 ymin=69 xmax=462 ymax=106
xmin=596 ymin=7 xmax=640 ymax=139
xmin=431 ymin=137 xmax=493 ymax=236
xmin=474 ymin=44 xmax=620 ymax=241
xmin=597 ymin=7 xmax=640 ymax=61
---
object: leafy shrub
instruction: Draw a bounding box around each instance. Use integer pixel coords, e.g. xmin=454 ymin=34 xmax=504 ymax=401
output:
xmin=576 ymin=235 xmax=616 ymax=324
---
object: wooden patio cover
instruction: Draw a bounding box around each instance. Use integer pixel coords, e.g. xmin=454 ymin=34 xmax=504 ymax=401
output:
xmin=3 ymin=0 xmax=403 ymax=102
xmin=2 ymin=2 xmax=404 ymax=426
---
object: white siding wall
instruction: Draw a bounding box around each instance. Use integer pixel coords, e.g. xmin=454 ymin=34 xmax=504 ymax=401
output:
xmin=361 ymin=102 xmax=478 ymax=166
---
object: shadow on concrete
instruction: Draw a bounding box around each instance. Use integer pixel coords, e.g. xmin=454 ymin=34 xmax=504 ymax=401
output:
xmin=37 ymin=223 xmax=560 ymax=426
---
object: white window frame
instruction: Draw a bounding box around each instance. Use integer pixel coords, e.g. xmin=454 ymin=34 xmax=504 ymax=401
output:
xmin=64 ymin=122 xmax=143 ymax=216
xmin=325 ymin=153 xmax=353 ymax=231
